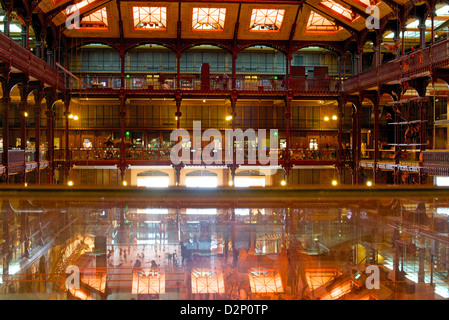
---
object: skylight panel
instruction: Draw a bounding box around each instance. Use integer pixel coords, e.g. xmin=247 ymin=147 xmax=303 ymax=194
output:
xmin=306 ymin=11 xmax=340 ymax=32
xmin=249 ymin=9 xmax=285 ymax=31
xmin=65 ymin=0 xmax=95 ymax=16
xmin=79 ymin=7 xmax=108 ymax=29
xmin=133 ymin=7 xmax=167 ymax=30
xmin=192 ymin=8 xmax=226 ymax=30
xmin=320 ymin=0 xmax=357 ymax=21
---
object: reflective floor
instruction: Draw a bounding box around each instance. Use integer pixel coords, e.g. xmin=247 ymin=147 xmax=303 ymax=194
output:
xmin=0 ymin=186 xmax=448 ymax=300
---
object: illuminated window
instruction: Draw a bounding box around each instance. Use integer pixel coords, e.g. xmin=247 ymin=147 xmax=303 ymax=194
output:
xmin=79 ymin=8 xmax=108 ymax=29
xmin=320 ymin=0 xmax=357 ymax=21
xmin=192 ymin=8 xmax=226 ymax=30
xmin=249 ymin=9 xmax=285 ymax=31
xmin=306 ymin=11 xmax=340 ymax=32
xmin=133 ymin=7 xmax=167 ymax=30
xmin=65 ymin=0 xmax=96 ymax=16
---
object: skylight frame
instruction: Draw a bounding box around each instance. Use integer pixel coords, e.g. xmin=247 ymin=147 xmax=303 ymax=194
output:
xmin=319 ymin=0 xmax=358 ymax=22
xmin=133 ymin=6 xmax=167 ymax=31
xmin=249 ymin=8 xmax=285 ymax=32
xmin=192 ymin=7 xmax=227 ymax=31
xmin=306 ymin=11 xmax=341 ymax=32
xmin=79 ymin=7 xmax=109 ymax=30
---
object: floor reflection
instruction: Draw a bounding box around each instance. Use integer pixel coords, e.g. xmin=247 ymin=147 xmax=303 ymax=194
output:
xmin=0 ymin=188 xmax=448 ymax=300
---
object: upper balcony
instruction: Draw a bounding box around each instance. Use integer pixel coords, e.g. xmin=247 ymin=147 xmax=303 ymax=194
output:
xmin=54 ymin=147 xmax=340 ymax=167
xmin=0 ymin=149 xmax=48 ymax=175
xmin=344 ymin=39 xmax=449 ymax=95
xmin=67 ymin=75 xmax=341 ymax=98
xmin=0 ymin=32 xmax=65 ymax=91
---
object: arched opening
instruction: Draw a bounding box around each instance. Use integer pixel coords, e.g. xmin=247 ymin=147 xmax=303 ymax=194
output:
xmin=185 ymin=170 xmax=218 ymax=188
xmin=180 ymin=44 xmax=232 ymax=90
xmin=291 ymin=46 xmax=340 ymax=92
xmin=125 ymin=43 xmax=177 ymax=89
xmin=234 ymin=169 xmax=266 ymax=187
xmin=137 ymin=170 xmax=170 ymax=188
xmin=69 ymin=43 xmax=121 ymax=89
xmin=236 ymin=45 xmax=285 ymax=91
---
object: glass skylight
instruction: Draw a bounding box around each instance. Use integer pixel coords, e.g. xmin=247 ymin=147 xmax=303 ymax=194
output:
xmin=306 ymin=11 xmax=340 ymax=32
xmin=192 ymin=8 xmax=226 ymax=30
xmin=320 ymin=0 xmax=357 ymax=21
xmin=249 ymin=9 xmax=285 ymax=31
xmin=133 ymin=7 xmax=167 ymax=30
xmin=79 ymin=8 xmax=108 ymax=29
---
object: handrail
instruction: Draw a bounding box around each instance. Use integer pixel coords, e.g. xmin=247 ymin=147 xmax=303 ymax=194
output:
xmin=344 ymin=38 xmax=449 ymax=94
xmin=0 ymin=32 xmax=65 ymax=91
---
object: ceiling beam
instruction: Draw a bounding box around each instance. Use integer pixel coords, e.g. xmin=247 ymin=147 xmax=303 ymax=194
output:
xmin=338 ymin=0 xmax=371 ymax=19
xmin=305 ymin=3 xmax=360 ymax=35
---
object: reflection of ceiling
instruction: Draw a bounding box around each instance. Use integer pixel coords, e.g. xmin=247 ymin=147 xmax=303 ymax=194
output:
xmin=35 ymin=0 xmax=413 ymax=42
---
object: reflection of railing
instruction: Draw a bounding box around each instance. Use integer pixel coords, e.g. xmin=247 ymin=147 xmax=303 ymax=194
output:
xmin=68 ymin=75 xmax=340 ymax=94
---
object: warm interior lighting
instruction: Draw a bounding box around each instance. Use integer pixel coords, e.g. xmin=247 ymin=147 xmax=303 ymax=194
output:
xmin=332 ymin=115 xmax=338 ymax=120
xmin=175 ymin=116 xmax=179 ymax=121
xmin=24 ymin=182 xmax=28 ymax=187
xmin=280 ymin=180 xmax=287 ymax=186
xmin=332 ymin=180 xmax=338 ymax=186
xmin=68 ymin=114 xmax=74 ymax=119
xmin=24 ymin=112 xmax=28 ymax=117
xmin=191 ymin=269 xmax=225 ymax=294
xmin=203 ymin=99 xmax=206 ymax=103
xmin=226 ymin=115 xmax=233 ymax=121
xmin=324 ymin=116 xmax=330 ymax=121
xmin=73 ymin=115 xmax=79 ymax=120
xmin=122 ymin=180 xmax=128 ymax=187
xmin=228 ymin=180 xmax=233 ymax=187
xmin=249 ymin=269 xmax=284 ymax=293
xmin=367 ymin=181 xmax=373 ymax=187
xmin=68 ymin=181 xmax=74 ymax=186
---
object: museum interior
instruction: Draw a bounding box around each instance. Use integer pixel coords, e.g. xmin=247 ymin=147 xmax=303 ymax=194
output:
xmin=0 ymin=0 xmax=449 ymax=301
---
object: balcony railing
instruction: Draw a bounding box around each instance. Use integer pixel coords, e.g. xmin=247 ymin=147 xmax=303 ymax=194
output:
xmin=0 ymin=32 xmax=65 ymax=91
xmin=54 ymin=147 xmax=338 ymax=164
xmin=344 ymin=38 xmax=449 ymax=94
xmin=68 ymin=75 xmax=341 ymax=95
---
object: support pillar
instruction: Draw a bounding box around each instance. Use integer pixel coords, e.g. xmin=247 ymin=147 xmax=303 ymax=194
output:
xmin=63 ymin=97 xmax=71 ymax=184
xmin=337 ymin=97 xmax=343 ymax=184
xmin=2 ymin=93 xmax=11 ymax=183
xmin=119 ymin=96 xmax=127 ymax=184
xmin=46 ymin=98 xmax=56 ymax=184
xmin=33 ymin=91 xmax=43 ymax=184
xmin=373 ymin=96 xmax=380 ymax=184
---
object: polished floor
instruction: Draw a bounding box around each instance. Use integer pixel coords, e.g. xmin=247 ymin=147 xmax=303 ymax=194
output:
xmin=0 ymin=187 xmax=448 ymax=300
